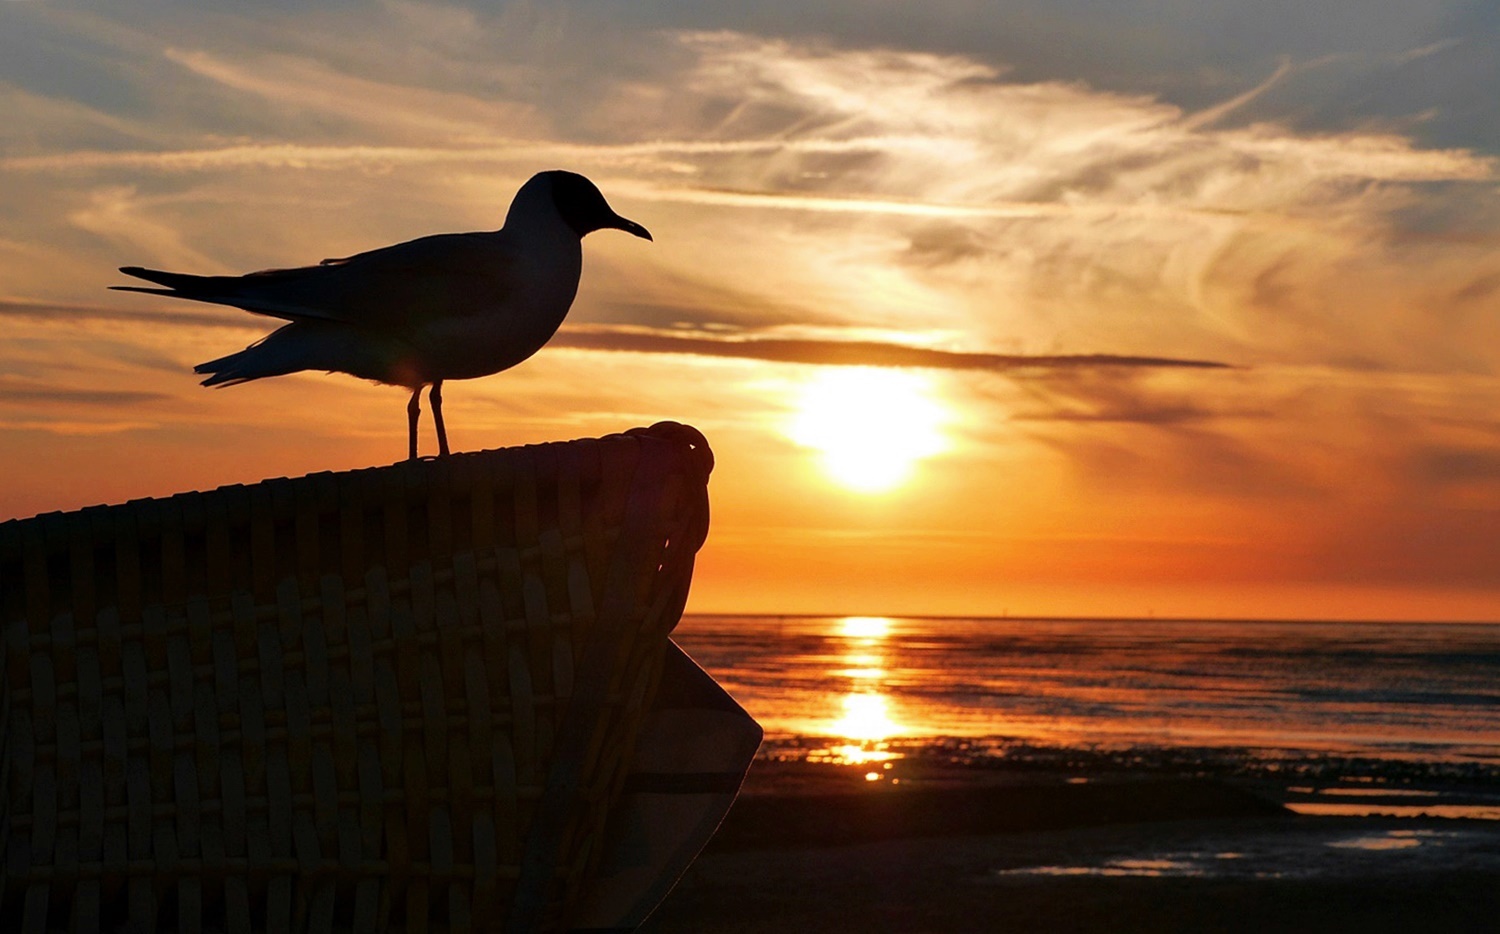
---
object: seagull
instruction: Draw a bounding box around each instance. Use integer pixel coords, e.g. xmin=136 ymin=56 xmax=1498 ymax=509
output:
xmin=112 ymin=170 xmax=652 ymax=459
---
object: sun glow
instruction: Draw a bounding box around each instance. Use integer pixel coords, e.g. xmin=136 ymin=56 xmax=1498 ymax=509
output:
xmin=788 ymin=368 xmax=949 ymax=493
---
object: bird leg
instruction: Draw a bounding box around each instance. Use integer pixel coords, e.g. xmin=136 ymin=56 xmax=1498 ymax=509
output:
xmin=431 ymin=380 xmax=450 ymax=457
xmin=407 ymin=387 xmax=422 ymax=461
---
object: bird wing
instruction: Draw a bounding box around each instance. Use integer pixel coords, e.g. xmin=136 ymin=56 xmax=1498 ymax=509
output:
xmin=115 ymin=231 xmax=517 ymax=329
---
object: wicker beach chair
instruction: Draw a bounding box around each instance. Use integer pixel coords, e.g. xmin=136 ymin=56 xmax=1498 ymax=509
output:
xmin=0 ymin=422 xmax=760 ymax=933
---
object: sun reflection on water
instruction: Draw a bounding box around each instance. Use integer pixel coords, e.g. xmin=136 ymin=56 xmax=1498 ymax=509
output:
xmin=837 ymin=650 xmax=886 ymax=680
xmin=831 ymin=692 xmax=900 ymax=741
xmin=809 ymin=616 xmax=907 ymax=768
xmin=809 ymin=744 xmax=902 ymax=766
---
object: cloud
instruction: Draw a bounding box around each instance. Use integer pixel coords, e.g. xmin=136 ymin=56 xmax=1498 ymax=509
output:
xmin=656 ymin=30 xmax=1492 ymax=196
xmin=990 ymin=362 xmax=1500 ymax=590
xmin=1392 ymin=37 xmax=1464 ymax=66
xmin=159 ymin=46 xmax=543 ymax=144
xmin=551 ymin=324 xmax=1230 ymax=371
xmin=0 ymin=418 xmax=161 ymax=437
xmin=992 ymin=366 xmax=1318 ymax=496
xmin=0 ymin=297 xmax=252 ymax=330
xmin=1180 ymin=58 xmax=1295 ymax=130
xmin=595 ymin=1 xmax=1500 ymax=150
xmin=0 ymin=378 xmax=168 ymax=406
xmin=1412 ymin=446 xmax=1500 ymax=486
xmin=602 ymin=31 xmax=1498 ymax=370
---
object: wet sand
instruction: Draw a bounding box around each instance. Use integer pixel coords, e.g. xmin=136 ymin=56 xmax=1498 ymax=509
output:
xmin=640 ymin=762 xmax=1500 ymax=934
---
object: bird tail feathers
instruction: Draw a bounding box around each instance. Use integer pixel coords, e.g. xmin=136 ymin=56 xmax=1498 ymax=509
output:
xmin=193 ymin=322 xmax=402 ymax=388
xmin=194 ymin=332 xmax=306 ymax=388
xmin=112 ymin=266 xmax=231 ymax=296
xmin=195 ymin=344 xmax=272 ymax=388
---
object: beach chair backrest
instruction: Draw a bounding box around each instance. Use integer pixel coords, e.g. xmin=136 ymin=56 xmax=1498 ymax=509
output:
xmin=0 ymin=422 xmax=713 ymax=933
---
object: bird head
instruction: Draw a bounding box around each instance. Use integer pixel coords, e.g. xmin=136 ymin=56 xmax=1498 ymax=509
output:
xmin=542 ymin=170 xmax=653 ymax=241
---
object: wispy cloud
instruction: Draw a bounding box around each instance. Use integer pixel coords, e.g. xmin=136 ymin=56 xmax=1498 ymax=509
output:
xmin=1181 ymin=58 xmax=1297 ymax=130
xmin=0 ymin=418 xmax=161 ymax=437
xmin=160 ymin=46 xmax=541 ymax=143
xmin=0 ymin=297 xmax=252 ymax=330
xmin=0 ymin=378 xmax=168 ymax=407
xmin=1392 ymin=38 xmax=1464 ymax=66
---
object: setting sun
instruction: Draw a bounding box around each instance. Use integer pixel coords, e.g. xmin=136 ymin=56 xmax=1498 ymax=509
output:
xmin=839 ymin=616 xmax=894 ymax=639
xmin=787 ymin=368 xmax=949 ymax=493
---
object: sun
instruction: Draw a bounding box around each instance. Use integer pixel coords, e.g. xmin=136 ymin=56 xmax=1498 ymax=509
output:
xmin=839 ymin=615 xmax=893 ymax=639
xmin=788 ymin=368 xmax=949 ymax=492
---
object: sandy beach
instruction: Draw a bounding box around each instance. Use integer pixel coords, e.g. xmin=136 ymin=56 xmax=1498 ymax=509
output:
xmin=641 ymin=761 xmax=1500 ymax=934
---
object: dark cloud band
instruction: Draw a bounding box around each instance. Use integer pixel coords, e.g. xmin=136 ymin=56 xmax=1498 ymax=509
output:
xmin=551 ymin=326 xmax=1232 ymax=372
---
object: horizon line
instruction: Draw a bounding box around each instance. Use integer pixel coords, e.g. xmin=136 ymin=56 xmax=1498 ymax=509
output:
xmin=680 ymin=611 xmax=1500 ymax=626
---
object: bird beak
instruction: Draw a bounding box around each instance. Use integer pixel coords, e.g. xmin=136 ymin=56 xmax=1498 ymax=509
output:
xmin=611 ymin=216 xmax=653 ymax=241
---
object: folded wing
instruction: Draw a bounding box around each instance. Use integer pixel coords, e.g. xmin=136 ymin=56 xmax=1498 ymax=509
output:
xmin=112 ymin=232 xmax=514 ymax=329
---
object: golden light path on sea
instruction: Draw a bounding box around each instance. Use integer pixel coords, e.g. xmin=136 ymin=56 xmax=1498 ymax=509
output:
xmin=806 ymin=616 xmax=907 ymax=772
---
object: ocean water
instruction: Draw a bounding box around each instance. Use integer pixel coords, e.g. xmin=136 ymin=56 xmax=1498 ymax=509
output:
xmin=672 ymin=615 xmax=1500 ymax=816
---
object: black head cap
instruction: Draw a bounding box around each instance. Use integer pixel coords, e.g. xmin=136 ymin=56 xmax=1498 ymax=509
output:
xmin=545 ymin=170 xmax=652 ymax=241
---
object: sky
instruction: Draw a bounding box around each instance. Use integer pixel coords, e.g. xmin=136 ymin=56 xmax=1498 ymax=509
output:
xmin=2 ymin=1 xmax=1498 ymax=621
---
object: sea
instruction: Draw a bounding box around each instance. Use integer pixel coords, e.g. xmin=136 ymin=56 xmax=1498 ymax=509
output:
xmin=672 ymin=615 xmax=1500 ymax=820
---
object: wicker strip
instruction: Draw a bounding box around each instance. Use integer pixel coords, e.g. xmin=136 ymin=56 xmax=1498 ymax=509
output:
xmin=1 ymin=423 xmax=712 ymax=933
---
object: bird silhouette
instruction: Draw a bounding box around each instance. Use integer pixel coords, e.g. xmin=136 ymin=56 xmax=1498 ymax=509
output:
xmin=113 ymin=170 xmax=652 ymax=459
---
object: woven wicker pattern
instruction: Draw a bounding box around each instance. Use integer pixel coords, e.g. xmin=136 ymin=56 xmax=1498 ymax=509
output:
xmin=0 ymin=422 xmax=713 ymax=933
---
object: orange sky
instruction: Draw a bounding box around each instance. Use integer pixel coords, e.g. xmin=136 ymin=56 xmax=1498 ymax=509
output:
xmin=2 ymin=3 xmax=1499 ymax=621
